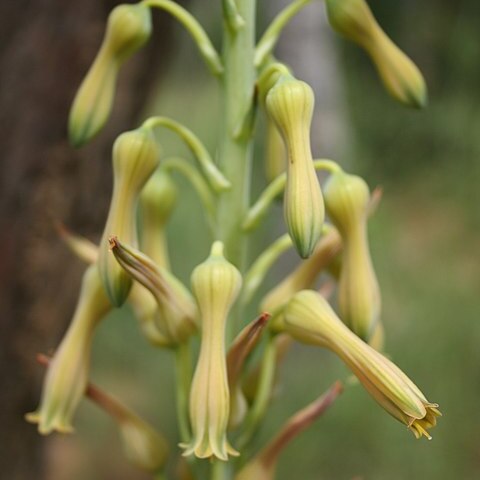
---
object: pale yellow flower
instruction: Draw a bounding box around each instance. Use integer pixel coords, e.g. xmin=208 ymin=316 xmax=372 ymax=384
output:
xmin=284 ymin=290 xmax=441 ymax=439
xmin=182 ymin=242 xmax=241 ymax=460
xmin=266 ymin=76 xmax=324 ymax=258
xmin=26 ymin=265 xmax=110 ymax=434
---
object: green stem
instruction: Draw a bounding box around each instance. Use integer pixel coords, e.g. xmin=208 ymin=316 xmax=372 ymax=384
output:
xmin=142 ymin=116 xmax=230 ymax=192
xmin=255 ymin=0 xmax=313 ymax=68
xmin=216 ymin=0 xmax=257 ymax=334
xmin=242 ymin=233 xmax=293 ymax=305
xmin=161 ymin=157 xmax=216 ymax=232
xmin=237 ymin=334 xmax=277 ymax=449
xmin=143 ymin=0 xmax=223 ymax=75
xmin=175 ymin=342 xmax=192 ymax=444
xmin=210 ymin=460 xmax=232 ymax=480
xmin=222 ymin=0 xmax=246 ymax=32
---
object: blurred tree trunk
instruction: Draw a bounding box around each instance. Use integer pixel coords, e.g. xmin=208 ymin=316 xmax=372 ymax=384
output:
xmin=0 ymin=1 xmax=178 ymax=478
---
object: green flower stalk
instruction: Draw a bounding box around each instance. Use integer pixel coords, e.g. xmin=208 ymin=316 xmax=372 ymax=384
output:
xmin=26 ymin=265 xmax=110 ymax=434
xmin=324 ymin=170 xmax=381 ymax=341
xmin=182 ymin=241 xmax=241 ymax=460
xmin=284 ymin=290 xmax=441 ymax=439
xmin=325 ymin=0 xmax=427 ymax=108
xmin=264 ymin=116 xmax=287 ymax=183
xmin=260 ymin=227 xmax=342 ymax=316
xmin=266 ymin=76 xmax=324 ymax=258
xmin=98 ymin=126 xmax=160 ymax=307
xmin=69 ymin=3 xmax=152 ymax=146
xmin=86 ymin=382 xmax=169 ymax=473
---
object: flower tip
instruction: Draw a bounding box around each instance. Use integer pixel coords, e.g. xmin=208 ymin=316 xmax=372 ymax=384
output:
xmin=108 ymin=235 xmax=119 ymax=250
xmin=68 ymin=126 xmax=92 ymax=149
xmin=25 ymin=411 xmax=75 ymax=436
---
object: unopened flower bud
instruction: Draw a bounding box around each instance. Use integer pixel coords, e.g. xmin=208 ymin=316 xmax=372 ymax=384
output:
xmin=265 ymin=118 xmax=287 ymax=183
xmin=99 ymin=127 xmax=160 ymax=307
xmin=324 ymin=171 xmax=380 ymax=341
xmin=69 ymin=4 xmax=152 ymax=146
xmin=284 ymin=290 xmax=441 ymax=439
xmin=26 ymin=265 xmax=110 ymax=434
xmin=325 ymin=0 xmax=427 ymax=108
xmin=266 ymin=77 xmax=324 ymax=258
xmin=111 ymin=237 xmax=197 ymax=346
xmin=182 ymin=241 xmax=241 ymax=460
xmin=129 ymin=284 xmax=172 ymax=348
xmin=139 ymin=169 xmax=178 ymax=270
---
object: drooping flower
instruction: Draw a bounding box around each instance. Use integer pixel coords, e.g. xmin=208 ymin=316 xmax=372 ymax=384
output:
xmin=69 ymin=3 xmax=152 ymax=146
xmin=98 ymin=126 xmax=160 ymax=307
xmin=26 ymin=265 xmax=110 ymax=434
xmin=182 ymin=241 xmax=241 ymax=460
xmin=325 ymin=0 xmax=427 ymax=108
xmin=110 ymin=237 xmax=197 ymax=346
xmin=324 ymin=170 xmax=381 ymax=341
xmin=266 ymin=76 xmax=324 ymax=258
xmin=284 ymin=290 xmax=441 ymax=439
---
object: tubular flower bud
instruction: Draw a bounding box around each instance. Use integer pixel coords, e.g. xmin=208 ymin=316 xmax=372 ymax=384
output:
xmin=139 ymin=168 xmax=178 ymax=270
xmin=99 ymin=127 xmax=160 ymax=307
xmin=266 ymin=77 xmax=324 ymax=258
xmin=129 ymin=284 xmax=172 ymax=348
xmin=26 ymin=265 xmax=111 ymax=434
xmin=265 ymin=118 xmax=287 ymax=183
xmin=324 ymin=171 xmax=380 ymax=341
xmin=111 ymin=237 xmax=197 ymax=346
xmin=284 ymin=290 xmax=441 ymax=439
xmin=261 ymin=228 xmax=342 ymax=316
xmin=182 ymin=241 xmax=241 ymax=460
xmin=325 ymin=0 xmax=427 ymax=108
xmin=69 ymin=4 xmax=152 ymax=146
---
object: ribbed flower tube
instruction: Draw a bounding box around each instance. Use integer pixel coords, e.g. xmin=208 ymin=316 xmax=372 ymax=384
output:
xmin=69 ymin=4 xmax=152 ymax=146
xmin=284 ymin=290 xmax=441 ymax=439
xmin=182 ymin=241 xmax=241 ymax=460
xmin=26 ymin=265 xmax=110 ymax=434
xmin=139 ymin=168 xmax=178 ymax=271
xmin=324 ymin=171 xmax=380 ymax=341
xmin=98 ymin=126 xmax=160 ymax=306
xmin=266 ymin=77 xmax=324 ymax=258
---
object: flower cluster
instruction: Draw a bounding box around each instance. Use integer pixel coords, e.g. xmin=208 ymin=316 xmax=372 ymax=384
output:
xmin=27 ymin=0 xmax=440 ymax=478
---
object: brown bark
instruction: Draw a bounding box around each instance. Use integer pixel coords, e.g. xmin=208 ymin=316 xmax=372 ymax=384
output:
xmin=0 ymin=1 xmax=178 ymax=478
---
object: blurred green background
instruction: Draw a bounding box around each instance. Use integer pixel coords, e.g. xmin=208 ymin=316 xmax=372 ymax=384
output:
xmin=6 ymin=1 xmax=480 ymax=479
